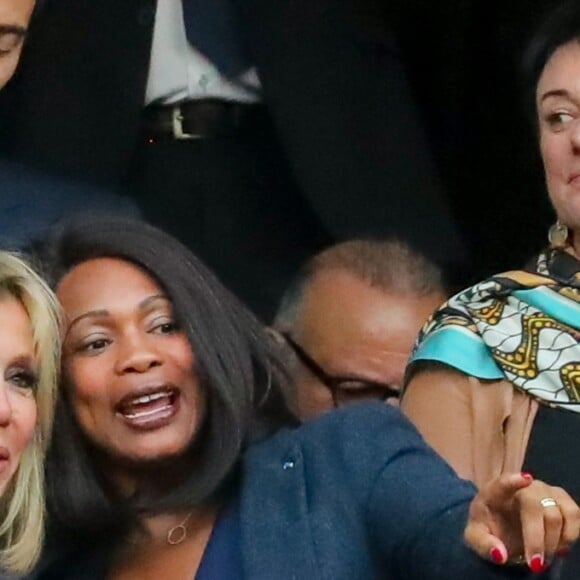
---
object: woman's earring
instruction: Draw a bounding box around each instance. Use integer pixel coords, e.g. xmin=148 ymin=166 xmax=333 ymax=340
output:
xmin=548 ymin=220 xmax=569 ymax=248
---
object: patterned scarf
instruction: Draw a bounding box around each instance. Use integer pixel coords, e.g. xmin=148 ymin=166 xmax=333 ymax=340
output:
xmin=408 ymin=248 xmax=580 ymax=412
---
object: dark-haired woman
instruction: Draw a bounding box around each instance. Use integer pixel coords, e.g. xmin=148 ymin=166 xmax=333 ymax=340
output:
xmin=34 ymin=216 xmax=578 ymax=579
xmin=402 ymin=1 xmax=580 ymax=577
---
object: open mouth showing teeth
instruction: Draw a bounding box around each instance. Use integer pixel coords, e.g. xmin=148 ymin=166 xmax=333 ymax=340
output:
xmin=115 ymin=387 xmax=179 ymax=427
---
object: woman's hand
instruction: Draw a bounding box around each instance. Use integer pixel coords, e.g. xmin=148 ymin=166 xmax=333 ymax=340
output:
xmin=464 ymin=472 xmax=580 ymax=572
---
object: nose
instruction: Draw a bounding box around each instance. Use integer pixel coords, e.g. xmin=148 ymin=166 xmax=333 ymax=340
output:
xmin=571 ymin=119 xmax=580 ymax=152
xmin=114 ymin=332 xmax=162 ymax=375
xmin=0 ymin=385 xmax=13 ymax=427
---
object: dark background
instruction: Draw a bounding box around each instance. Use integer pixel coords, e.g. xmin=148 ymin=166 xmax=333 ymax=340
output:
xmin=0 ymin=0 xmax=565 ymax=295
xmin=386 ymin=0 xmax=561 ymax=285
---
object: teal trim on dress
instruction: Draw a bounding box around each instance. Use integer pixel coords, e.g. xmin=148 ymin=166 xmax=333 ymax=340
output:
xmin=411 ymin=326 xmax=504 ymax=379
xmin=513 ymin=287 xmax=580 ymax=329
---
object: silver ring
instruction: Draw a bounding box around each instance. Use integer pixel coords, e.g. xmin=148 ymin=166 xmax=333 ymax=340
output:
xmin=540 ymin=497 xmax=558 ymax=508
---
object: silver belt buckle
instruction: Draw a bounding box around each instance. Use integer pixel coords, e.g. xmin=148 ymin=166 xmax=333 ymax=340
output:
xmin=171 ymin=105 xmax=200 ymax=140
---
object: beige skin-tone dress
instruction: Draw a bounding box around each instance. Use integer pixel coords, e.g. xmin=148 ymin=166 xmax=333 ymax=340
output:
xmin=402 ymin=364 xmax=539 ymax=488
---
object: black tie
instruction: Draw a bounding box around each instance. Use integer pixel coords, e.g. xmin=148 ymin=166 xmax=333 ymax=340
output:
xmin=181 ymin=0 xmax=249 ymax=77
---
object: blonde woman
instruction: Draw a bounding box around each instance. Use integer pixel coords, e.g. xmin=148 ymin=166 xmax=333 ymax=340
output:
xmin=0 ymin=252 xmax=60 ymax=574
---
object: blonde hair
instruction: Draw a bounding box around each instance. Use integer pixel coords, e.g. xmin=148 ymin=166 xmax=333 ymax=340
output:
xmin=0 ymin=252 xmax=61 ymax=573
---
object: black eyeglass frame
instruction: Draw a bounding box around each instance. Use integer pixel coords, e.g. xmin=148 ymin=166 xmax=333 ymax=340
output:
xmin=282 ymin=333 xmax=400 ymax=408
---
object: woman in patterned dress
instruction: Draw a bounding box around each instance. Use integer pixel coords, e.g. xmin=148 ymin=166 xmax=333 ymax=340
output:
xmin=402 ymin=1 xmax=580 ymax=576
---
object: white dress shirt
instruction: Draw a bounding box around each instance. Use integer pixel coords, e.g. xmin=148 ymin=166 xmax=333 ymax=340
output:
xmin=145 ymin=0 xmax=262 ymax=105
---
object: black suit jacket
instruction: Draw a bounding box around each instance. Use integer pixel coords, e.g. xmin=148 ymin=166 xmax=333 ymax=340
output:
xmin=3 ymin=0 xmax=467 ymax=277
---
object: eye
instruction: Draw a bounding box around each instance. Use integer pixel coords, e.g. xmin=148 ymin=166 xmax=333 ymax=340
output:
xmin=87 ymin=339 xmax=109 ymax=350
xmin=7 ymin=369 xmax=38 ymax=390
xmin=545 ymin=111 xmax=574 ymax=130
xmin=77 ymin=337 xmax=111 ymax=354
xmin=151 ymin=319 xmax=178 ymax=334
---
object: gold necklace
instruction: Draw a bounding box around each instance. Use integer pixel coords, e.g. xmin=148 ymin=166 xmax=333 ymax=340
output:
xmin=166 ymin=512 xmax=193 ymax=545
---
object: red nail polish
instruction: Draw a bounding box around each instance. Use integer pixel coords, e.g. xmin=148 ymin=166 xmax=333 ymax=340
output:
xmin=490 ymin=547 xmax=505 ymax=564
xmin=557 ymin=547 xmax=570 ymax=557
xmin=529 ymin=555 xmax=544 ymax=573
xmin=521 ymin=471 xmax=533 ymax=481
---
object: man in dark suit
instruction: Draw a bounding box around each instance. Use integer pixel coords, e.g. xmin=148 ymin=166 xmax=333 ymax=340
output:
xmin=0 ymin=0 xmax=139 ymax=251
xmin=2 ymin=0 xmax=466 ymax=319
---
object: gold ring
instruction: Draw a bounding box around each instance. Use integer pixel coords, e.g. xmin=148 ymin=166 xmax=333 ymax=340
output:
xmin=540 ymin=497 xmax=558 ymax=508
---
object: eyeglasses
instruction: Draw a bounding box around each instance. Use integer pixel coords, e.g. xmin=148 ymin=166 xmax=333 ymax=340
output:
xmin=282 ymin=333 xmax=400 ymax=408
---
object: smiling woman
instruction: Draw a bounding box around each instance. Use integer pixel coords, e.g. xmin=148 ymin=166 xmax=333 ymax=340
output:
xmin=537 ymin=41 xmax=580 ymax=234
xmin=401 ymin=2 xmax=580 ymax=577
xmin=32 ymin=215 xmax=580 ymax=579
xmin=0 ymin=252 xmax=60 ymax=574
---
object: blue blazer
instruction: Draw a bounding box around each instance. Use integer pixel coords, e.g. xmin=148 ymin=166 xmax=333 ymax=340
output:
xmin=0 ymin=160 xmax=140 ymax=250
xmin=33 ymin=404 xmax=542 ymax=579
xmin=240 ymin=404 xmax=530 ymax=579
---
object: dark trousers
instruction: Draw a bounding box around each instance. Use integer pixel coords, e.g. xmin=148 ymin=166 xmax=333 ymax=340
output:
xmin=126 ymin=117 xmax=331 ymax=321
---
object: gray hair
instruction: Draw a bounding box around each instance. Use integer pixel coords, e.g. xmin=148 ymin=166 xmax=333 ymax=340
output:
xmin=273 ymin=239 xmax=446 ymax=333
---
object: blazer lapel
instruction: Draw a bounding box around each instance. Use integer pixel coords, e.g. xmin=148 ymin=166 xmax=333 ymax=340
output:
xmin=240 ymin=441 xmax=320 ymax=579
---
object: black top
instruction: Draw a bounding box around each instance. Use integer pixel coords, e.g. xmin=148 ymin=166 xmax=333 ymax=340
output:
xmin=32 ymin=495 xmax=242 ymax=580
xmin=523 ymin=404 xmax=580 ymax=580
xmin=524 ymin=405 xmax=580 ymax=502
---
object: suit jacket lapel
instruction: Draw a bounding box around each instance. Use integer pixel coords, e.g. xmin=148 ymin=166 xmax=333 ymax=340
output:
xmin=241 ymin=441 xmax=320 ymax=579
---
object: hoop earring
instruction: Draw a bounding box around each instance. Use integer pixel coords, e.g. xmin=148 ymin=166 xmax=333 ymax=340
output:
xmin=548 ymin=220 xmax=569 ymax=248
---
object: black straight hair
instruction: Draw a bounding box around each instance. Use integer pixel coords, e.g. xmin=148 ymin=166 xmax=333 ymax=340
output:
xmin=38 ymin=215 xmax=297 ymax=540
xmin=521 ymin=0 xmax=580 ymax=125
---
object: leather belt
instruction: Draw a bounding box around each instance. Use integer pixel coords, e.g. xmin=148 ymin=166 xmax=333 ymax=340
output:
xmin=141 ymin=99 xmax=268 ymax=141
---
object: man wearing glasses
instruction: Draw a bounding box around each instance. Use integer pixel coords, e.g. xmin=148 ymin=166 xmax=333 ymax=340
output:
xmin=272 ymin=239 xmax=448 ymax=420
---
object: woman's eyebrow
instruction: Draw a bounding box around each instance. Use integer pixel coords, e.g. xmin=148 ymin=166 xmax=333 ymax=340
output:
xmin=67 ymin=310 xmax=109 ymax=333
xmin=67 ymin=296 xmax=168 ymax=329
xmin=138 ymin=294 xmax=169 ymax=311
xmin=8 ymin=355 xmax=35 ymax=370
xmin=539 ymin=88 xmax=571 ymax=103
xmin=65 ymin=295 xmax=169 ymax=333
